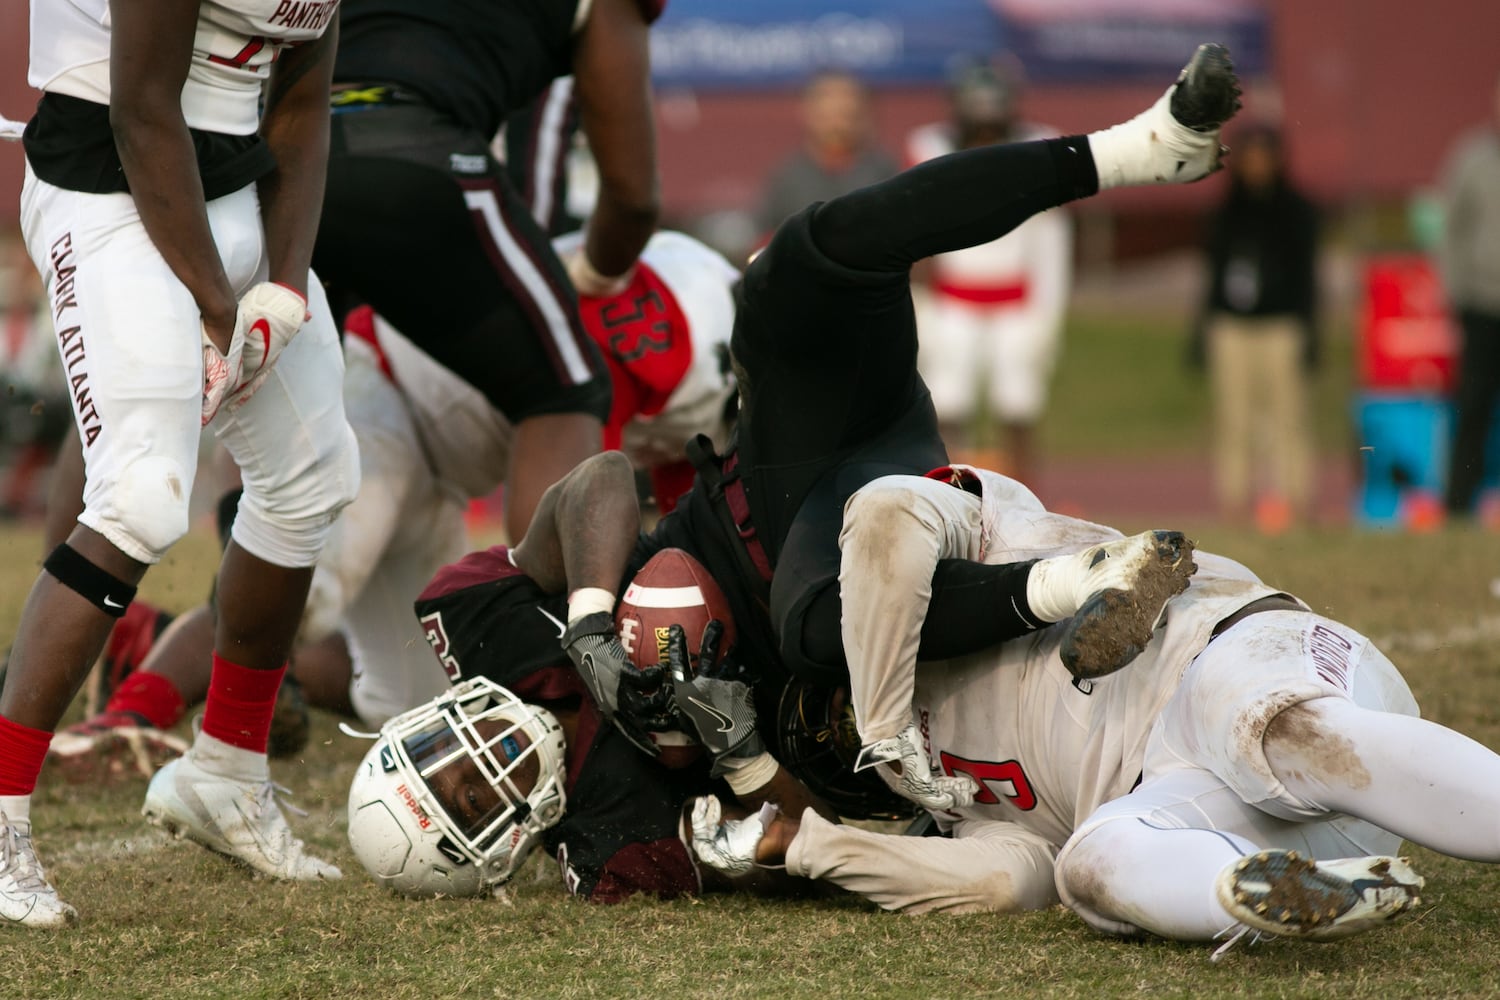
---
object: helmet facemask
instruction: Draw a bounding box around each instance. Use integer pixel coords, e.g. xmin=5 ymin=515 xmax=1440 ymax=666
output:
xmin=348 ymin=678 xmax=567 ymax=896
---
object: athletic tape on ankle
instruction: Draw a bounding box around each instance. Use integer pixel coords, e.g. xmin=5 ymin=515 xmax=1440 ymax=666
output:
xmin=43 ymin=543 xmax=137 ymax=618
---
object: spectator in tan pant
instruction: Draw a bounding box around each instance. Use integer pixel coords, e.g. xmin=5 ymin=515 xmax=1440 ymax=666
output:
xmin=1189 ymin=123 xmax=1321 ymax=531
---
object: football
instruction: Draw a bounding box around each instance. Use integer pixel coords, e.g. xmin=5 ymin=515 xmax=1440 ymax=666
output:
xmin=615 ymin=547 xmax=737 ymax=768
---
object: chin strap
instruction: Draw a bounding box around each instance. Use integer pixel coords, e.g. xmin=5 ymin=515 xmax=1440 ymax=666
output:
xmin=337 ymin=722 xmax=380 ymax=741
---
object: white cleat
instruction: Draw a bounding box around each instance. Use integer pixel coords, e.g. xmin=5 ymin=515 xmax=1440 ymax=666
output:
xmin=1216 ymin=849 xmax=1425 ymax=942
xmin=143 ymin=755 xmax=341 ymax=882
xmin=1091 ymin=43 xmax=1243 ymax=188
xmin=0 ymin=813 xmax=78 ymax=929
xmin=854 ymin=724 xmax=978 ymax=811
xmin=1030 ymin=530 xmax=1197 ymax=680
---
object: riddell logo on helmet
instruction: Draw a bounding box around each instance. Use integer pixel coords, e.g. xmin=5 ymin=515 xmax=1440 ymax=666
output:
xmin=394 ymin=783 xmax=432 ymax=830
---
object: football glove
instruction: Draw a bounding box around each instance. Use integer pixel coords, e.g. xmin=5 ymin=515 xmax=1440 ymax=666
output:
xmin=853 ymin=723 xmax=978 ymax=811
xmin=667 ymin=622 xmax=765 ymax=777
xmin=229 ymin=282 xmax=309 ymax=407
xmin=201 ymin=318 xmax=246 ymax=426
xmin=689 ymin=795 xmax=774 ymax=877
xmin=562 ymin=610 xmax=667 ymax=758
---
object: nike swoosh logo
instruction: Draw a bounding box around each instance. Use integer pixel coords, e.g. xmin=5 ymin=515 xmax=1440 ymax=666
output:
xmin=249 ymin=318 xmax=271 ymax=371
xmin=103 ymin=595 xmax=124 ymax=609
xmin=687 ymin=696 xmax=737 ymax=735
xmin=538 ymin=606 xmax=566 ymax=639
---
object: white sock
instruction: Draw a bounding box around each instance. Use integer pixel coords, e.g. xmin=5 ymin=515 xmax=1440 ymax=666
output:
xmin=189 ymin=730 xmax=269 ymax=782
xmin=1087 ymin=85 xmax=1221 ymax=190
xmin=0 ymin=794 xmax=31 ymax=824
xmin=1024 ymin=552 xmax=1085 ymax=623
xmin=567 ymin=587 xmax=615 ymax=623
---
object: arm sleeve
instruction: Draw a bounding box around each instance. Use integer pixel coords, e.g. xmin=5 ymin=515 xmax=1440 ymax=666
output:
xmin=784 ymin=809 xmax=1058 ymax=914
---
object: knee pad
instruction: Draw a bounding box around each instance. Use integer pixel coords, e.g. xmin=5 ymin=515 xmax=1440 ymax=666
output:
xmin=91 ymin=455 xmax=192 ymax=562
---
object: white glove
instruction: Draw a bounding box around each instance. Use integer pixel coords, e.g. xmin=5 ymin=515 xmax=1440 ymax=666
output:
xmin=563 ymin=247 xmax=633 ymax=298
xmin=201 ymin=318 xmax=246 ymax=426
xmin=689 ymin=796 xmax=773 ymax=877
xmin=853 ymin=723 xmax=978 ymax=811
xmin=229 ymin=282 xmax=309 ymax=406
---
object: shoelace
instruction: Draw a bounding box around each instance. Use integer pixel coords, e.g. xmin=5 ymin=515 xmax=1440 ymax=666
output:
xmin=1 ymin=824 xmax=52 ymax=894
xmin=1209 ymin=922 xmax=1269 ymax=963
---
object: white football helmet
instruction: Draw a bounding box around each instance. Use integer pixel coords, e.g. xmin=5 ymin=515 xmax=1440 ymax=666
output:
xmin=347 ymin=677 xmax=567 ymax=897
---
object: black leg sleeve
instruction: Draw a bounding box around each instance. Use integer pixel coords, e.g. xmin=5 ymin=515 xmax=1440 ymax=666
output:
xmin=918 ymin=558 xmax=1043 ymax=660
xmin=790 ymin=557 xmax=1044 ymax=683
xmin=809 ymin=136 xmax=1099 ymax=273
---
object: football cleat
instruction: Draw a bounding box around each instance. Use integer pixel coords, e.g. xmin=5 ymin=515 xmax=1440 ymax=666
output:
xmin=1031 ymin=530 xmax=1197 ymax=680
xmin=853 ymin=723 xmax=978 ymax=811
xmin=46 ymin=711 xmax=188 ymax=785
xmin=0 ymin=813 xmax=78 ymax=929
xmin=143 ymin=754 xmax=340 ymax=882
xmin=1090 ymin=43 xmax=1243 ymax=187
xmin=1216 ymin=850 xmax=1425 ymax=941
xmin=1169 ymin=43 xmax=1243 ymax=133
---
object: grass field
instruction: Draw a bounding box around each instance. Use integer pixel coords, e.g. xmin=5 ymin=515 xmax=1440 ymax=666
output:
xmin=3 ymin=315 xmax=1500 ymax=999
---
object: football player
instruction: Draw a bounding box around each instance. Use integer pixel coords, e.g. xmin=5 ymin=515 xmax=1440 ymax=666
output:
xmin=354 ymin=41 xmax=1244 ymax=898
xmin=311 ymin=0 xmax=668 ymax=543
xmin=46 ymin=230 xmax=742 ymax=776
xmin=346 ymin=457 xmax=845 ymax=902
xmin=907 ymin=59 xmax=1073 ymax=483
xmin=0 ymin=0 xmax=356 ymax=927
xmin=530 ymin=45 xmax=1242 ymax=777
xmin=690 ymin=466 xmax=1500 ymax=955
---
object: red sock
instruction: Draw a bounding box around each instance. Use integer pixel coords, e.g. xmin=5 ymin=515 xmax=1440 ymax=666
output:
xmin=200 ymin=654 xmax=286 ymax=752
xmin=105 ymin=672 xmax=186 ymax=731
xmin=0 ymin=715 xmax=54 ymax=796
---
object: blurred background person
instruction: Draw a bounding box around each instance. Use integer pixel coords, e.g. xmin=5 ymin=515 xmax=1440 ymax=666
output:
xmin=1437 ymin=73 xmax=1500 ymax=522
xmin=907 ymin=58 xmax=1071 ymax=486
xmin=0 ymin=231 xmax=66 ymax=520
xmin=1188 ymin=123 xmax=1320 ymax=533
xmin=755 ymin=70 xmax=898 ymax=242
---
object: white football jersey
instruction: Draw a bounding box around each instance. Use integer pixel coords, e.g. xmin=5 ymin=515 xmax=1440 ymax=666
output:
xmin=366 ymin=314 xmax=514 ymax=501
xmin=910 ymin=469 xmax=1290 ymax=847
xmin=554 ymin=229 xmax=739 ymax=466
xmin=28 ymin=0 xmax=337 ymax=134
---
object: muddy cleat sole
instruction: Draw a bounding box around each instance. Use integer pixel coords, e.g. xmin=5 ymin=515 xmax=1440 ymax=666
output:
xmin=1169 ymin=43 xmax=1243 ymax=132
xmin=1216 ymin=850 xmax=1425 ymax=941
xmin=1058 ymin=530 xmax=1196 ymax=680
xmin=46 ymin=717 xmax=188 ymax=785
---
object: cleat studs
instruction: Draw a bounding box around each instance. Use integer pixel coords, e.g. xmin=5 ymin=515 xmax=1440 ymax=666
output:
xmin=1236 ymin=859 xmax=1251 ymax=872
xmin=1234 ymin=891 xmax=1249 ymax=904
xmin=1255 ymin=902 xmax=1270 ymax=915
xmin=1285 ymin=851 xmax=1300 ymax=862
xmin=1255 ymin=852 xmax=1271 ymax=863
xmin=1279 ymin=909 xmax=1293 ymax=922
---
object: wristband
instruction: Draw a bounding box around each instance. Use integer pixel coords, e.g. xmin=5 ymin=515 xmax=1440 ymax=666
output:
xmin=723 ymin=751 xmax=780 ymax=796
xmin=567 ymin=250 xmax=633 ymax=298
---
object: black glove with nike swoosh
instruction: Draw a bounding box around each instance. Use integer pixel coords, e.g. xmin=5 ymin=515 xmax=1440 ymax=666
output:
xmin=562 ymin=611 xmax=664 ymax=758
xmin=666 ymin=622 xmax=765 ymax=777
